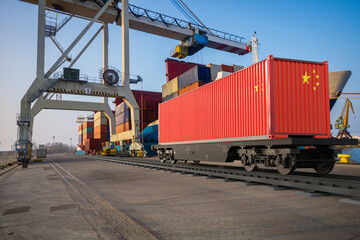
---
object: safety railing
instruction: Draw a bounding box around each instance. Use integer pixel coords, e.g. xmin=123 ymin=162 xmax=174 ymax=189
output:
xmin=128 ymin=4 xmax=246 ymax=43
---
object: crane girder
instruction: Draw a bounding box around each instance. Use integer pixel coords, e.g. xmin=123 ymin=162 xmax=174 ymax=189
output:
xmin=20 ymin=0 xmax=248 ymax=55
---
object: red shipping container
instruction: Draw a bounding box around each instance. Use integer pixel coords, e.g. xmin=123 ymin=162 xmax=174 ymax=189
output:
xmin=83 ymin=121 xmax=94 ymax=128
xmin=94 ymin=134 xmax=108 ymax=142
xmin=221 ymin=64 xmax=234 ymax=73
xmin=165 ymin=58 xmax=200 ymax=82
xmin=159 ymin=55 xmax=330 ymax=144
xmin=84 ymin=139 xmax=102 ymax=152
xmin=83 ymin=132 xmax=93 ymax=140
xmin=114 ymin=90 xmax=162 ymax=106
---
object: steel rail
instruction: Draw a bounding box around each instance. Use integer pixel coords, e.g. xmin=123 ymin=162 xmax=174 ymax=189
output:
xmin=79 ymin=155 xmax=360 ymax=198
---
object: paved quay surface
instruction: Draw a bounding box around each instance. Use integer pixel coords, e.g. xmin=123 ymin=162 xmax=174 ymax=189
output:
xmin=1 ymin=153 xmax=360 ymax=240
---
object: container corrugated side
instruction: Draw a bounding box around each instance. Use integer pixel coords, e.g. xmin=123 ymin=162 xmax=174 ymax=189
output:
xmin=159 ymin=55 xmax=330 ymax=144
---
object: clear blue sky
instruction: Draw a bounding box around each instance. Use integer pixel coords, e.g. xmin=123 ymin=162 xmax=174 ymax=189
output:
xmin=0 ymin=0 xmax=359 ymax=150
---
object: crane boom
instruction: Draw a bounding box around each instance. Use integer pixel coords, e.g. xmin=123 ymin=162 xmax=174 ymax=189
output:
xmin=20 ymin=0 xmax=249 ymax=55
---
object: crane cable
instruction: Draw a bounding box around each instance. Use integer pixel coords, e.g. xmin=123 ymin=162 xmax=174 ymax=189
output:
xmin=169 ymin=0 xmax=199 ymax=25
xmin=170 ymin=0 xmax=215 ymax=36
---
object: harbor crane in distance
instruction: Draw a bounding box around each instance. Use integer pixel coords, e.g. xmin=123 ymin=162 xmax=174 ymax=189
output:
xmin=335 ymin=98 xmax=355 ymax=139
xmin=16 ymin=0 xmax=254 ymax=166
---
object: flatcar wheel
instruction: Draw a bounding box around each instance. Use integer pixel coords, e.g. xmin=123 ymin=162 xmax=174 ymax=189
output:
xmin=244 ymin=163 xmax=257 ymax=172
xmin=314 ymin=161 xmax=335 ymax=175
xmin=171 ymin=160 xmax=178 ymax=164
xmin=276 ymin=155 xmax=295 ymax=175
xmin=193 ymin=161 xmax=200 ymax=164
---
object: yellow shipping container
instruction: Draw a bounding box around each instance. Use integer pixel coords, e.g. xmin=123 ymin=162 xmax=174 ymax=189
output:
xmin=162 ymin=77 xmax=179 ymax=98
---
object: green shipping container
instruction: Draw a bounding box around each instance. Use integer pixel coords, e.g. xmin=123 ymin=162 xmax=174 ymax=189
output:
xmin=83 ymin=127 xmax=93 ymax=134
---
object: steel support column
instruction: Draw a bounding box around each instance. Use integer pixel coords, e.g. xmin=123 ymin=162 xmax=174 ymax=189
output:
xmin=120 ymin=0 xmax=140 ymax=145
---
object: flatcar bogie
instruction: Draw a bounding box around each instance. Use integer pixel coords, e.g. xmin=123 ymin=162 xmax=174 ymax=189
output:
xmin=153 ymin=138 xmax=357 ymax=176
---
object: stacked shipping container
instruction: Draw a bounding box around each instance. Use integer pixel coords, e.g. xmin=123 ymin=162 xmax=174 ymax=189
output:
xmin=94 ymin=112 xmax=109 ymax=142
xmin=163 ymin=59 xmax=244 ymax=102
xmin=114 ymin=90 xmax=162 ymax=134
xmin=78 ymin=125 xmax=83 ymax=147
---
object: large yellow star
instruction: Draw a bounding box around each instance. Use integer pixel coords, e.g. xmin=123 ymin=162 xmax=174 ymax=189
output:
xmin=302 ymin=71 xmax=311 ymax=84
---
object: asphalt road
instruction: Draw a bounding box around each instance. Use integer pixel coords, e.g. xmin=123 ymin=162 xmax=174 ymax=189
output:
xmin=1 ymin=153 xmax=360 ymax=240
xmin=46 ymin=153 xmax=360 ymax=240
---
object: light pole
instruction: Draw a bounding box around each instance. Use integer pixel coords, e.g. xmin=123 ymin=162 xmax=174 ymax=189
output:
xmin=70 ymin=138 xmax=72 ymax=149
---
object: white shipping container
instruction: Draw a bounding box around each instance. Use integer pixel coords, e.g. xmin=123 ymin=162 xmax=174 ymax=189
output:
xmin=207 ymin=64 xmax=222 ymax=81
xmin=215 ymin=71 xmax=232 ymax=80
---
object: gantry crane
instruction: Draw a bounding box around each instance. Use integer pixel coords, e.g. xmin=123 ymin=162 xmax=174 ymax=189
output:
xmin=335 ymin=98 xmax=355 ymax=139
xmin=16 ymin=0 xmax=254 ymax=166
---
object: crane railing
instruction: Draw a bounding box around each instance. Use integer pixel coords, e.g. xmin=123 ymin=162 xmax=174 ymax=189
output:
xmin=127 ymin=4 xmax=246 ymax=44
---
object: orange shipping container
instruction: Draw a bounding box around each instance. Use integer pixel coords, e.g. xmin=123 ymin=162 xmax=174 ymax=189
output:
xmin=115 ymin=121 xmax=131 ymax=133
xmin=179 ymin=81 xmax=208 ymax=96
xmin=94 ymin=125 xmax=108 ymax=135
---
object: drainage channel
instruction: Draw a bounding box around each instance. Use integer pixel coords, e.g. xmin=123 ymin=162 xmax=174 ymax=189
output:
xmin=81 ymin=155 xmax=360 ymax=199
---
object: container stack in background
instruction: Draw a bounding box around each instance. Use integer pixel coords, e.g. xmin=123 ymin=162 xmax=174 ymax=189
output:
xmin=82 ymin=121 xmax=93 ymax=145
xmin=94 ymin=112 xmax=109 ymax=142
xmin=78 ymin=125 xmax=83 ymax=149
xmin=162 ymin=58 xmax=244 ymax=102
xmin=114 ymin=90 xmax=162 ymax=134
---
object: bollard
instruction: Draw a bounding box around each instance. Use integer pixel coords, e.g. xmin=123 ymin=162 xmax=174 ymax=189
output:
xmin=338 ymin=154 xmax=351 ymax=163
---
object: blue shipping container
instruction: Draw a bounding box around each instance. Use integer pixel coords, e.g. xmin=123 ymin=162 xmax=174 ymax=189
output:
xmin=178 ymin=65 xmax=211 ymax=89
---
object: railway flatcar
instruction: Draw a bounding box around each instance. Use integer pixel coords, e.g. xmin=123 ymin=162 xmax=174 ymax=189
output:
xmin=153 ymin=56 xmax=357 ymax=175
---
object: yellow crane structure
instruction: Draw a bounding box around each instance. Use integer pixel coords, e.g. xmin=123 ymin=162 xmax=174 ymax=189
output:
xmin=335 ymin=98 xmax=355 ymax=139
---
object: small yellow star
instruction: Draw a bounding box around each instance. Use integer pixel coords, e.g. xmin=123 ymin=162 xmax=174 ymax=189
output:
xmin=316 ymin=75 xmax=319 ymax=79
xmin=255 ymin=85 xmax=258 ymax=92
xmin=316 ymin=82 xmax=320 ymax=86
xmin=313 ymin=70 xmax=316 ymax=74
xmin=302 ymin=71 xmax=311 ymax=84
xmin=313 ymin=87 xmax=316 ymax=91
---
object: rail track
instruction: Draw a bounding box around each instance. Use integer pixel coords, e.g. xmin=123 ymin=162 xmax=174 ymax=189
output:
xmin=79 ymin=155 xmax=360 ymax=199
